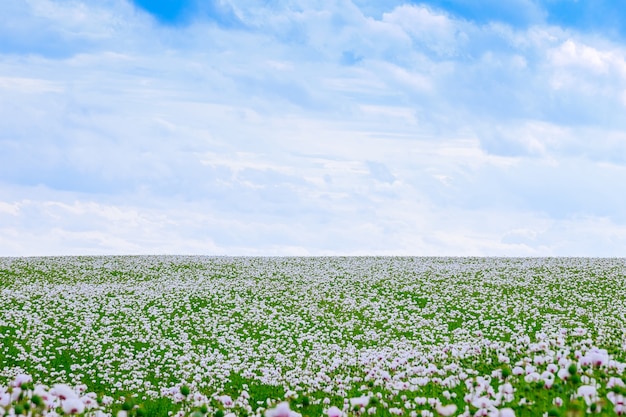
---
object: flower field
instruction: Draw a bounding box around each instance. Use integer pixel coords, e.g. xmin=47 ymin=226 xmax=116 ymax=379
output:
xmin=1 ymin=256 xmax=625 ymax=417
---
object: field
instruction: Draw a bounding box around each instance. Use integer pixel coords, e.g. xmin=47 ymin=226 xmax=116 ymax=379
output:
xmin=0 ymin=256 xmax=625 ymax=417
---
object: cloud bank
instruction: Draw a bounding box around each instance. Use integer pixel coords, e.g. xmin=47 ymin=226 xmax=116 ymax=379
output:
xmin=1 ymin=0 xmax=626 ymax=256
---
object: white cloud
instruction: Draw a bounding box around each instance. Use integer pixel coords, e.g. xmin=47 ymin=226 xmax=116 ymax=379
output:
xmin=549 ymin=39 xmax=626 ymax=75
xmin=0 ymin=77 xmax=64 ymax=93
xmin=382 ymin=5 xmax=463 ymax=56
xmin=0 ymin=202 xmax=20 ymax=216
xmin=1 ymin=0 xmax=626 ymax=256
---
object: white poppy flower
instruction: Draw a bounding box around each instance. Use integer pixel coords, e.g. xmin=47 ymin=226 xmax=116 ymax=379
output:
xmin=62 ymin=398 xmax=85 ymax=415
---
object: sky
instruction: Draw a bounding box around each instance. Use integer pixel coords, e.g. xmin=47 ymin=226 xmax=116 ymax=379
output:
xmin=1 ymin=0 xmax=626 ymax=257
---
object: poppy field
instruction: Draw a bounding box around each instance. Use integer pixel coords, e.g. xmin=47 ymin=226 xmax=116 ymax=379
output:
xmin=0 ymin=256 xmax=625 ymax=417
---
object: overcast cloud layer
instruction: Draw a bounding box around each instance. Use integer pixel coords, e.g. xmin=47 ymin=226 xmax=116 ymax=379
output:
xmin=1 ymin=0 xmax=626 ymax=256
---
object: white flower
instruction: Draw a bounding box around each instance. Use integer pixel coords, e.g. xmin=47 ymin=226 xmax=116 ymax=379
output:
xmin=499 ymin=383 xmax=514 ymax=395
xmin=586 ymin=348 xmax=609 ymax=367
xmin=557 ymin=368 xmax=570 ymax=381
xmin=511 ymin=367 xmax=524 ymax=376
xmin=435 ymin=403 xmax=457 ymax=416
xmin=498 ymin=408 xmax=515 ymax=417
xmin=101 ymin=395 xmax=114 ymax=406
xmin=62 ymin=398 xmax=86 ymax=415
xmin=327 ymin=406 xmax=343 ymax=417
xmin=10 ymin=387 xmax=21 ymax=402
xmin=577 ymin=385 xmax=598 ymax=406
xmin=81 ymin=394 xmax=98 ymax=410
xmin=219 ymin=395 xmax=234 ymax=407
xmin=53 ymin=384 xmax=77 ymax=400
xmin=608 ymin=377 xmax=625 ymax=389
xmin=12 ymin=374 xmax=32 ymax=388
xmin=523 ymin=372 xmax=540 ymax=383
xmin=578 ymin=385 xmax=597 ymax=397
xmin=471 ymin=396 xmax=492 ymax=409
xmin=0 ymin=392 xmax=10 ymax=407
xmin=265 ymin=402 xmax=292 ymax=417
xmin=349 ymin=396 xmax=369 ymax=408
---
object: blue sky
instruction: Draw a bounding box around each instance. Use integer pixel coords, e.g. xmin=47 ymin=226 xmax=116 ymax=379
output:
xmin=132 ymin=0 xmax=626 ymax=37
xmin=1 ymin=0 xmax=626 ymax=256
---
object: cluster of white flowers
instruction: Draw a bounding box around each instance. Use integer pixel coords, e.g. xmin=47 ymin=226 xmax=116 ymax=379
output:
xmin=0 ymin=256 xmax=625 ymax=416
xmin=0 ymin=373 xmax=106 ymax=416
